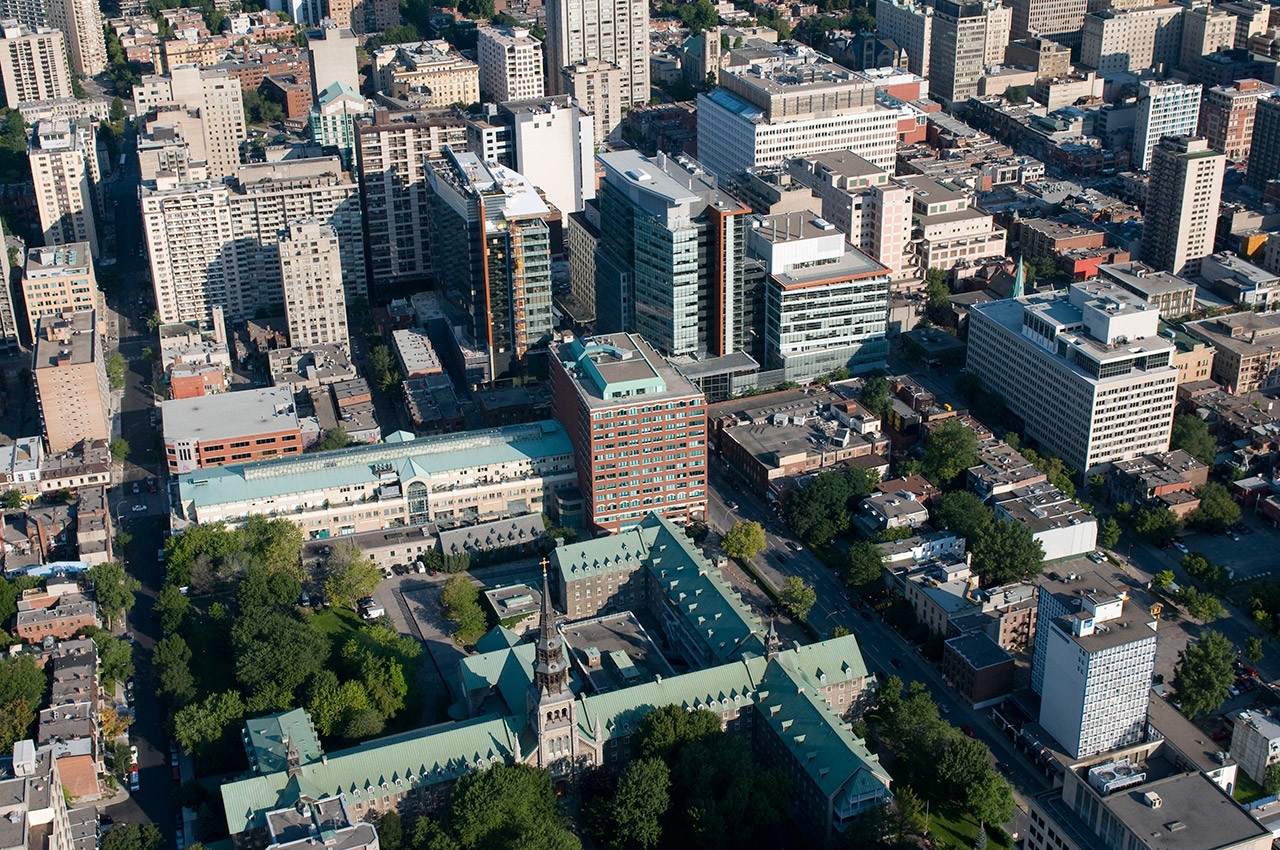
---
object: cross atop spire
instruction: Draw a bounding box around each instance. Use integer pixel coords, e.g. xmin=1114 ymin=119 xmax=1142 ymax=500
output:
xmin=532 ymin=555 xmax=569 ymax=697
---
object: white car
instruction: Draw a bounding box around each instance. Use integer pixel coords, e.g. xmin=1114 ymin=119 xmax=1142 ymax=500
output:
xmin=131 ymin=504 xmax=147 ymax=513
xmin=1172 ymin=541 xmax=1188 ymax=553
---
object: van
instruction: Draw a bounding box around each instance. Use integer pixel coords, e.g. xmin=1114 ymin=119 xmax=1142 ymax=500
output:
xmin=157 ymin=549 xmax=166 ymax=562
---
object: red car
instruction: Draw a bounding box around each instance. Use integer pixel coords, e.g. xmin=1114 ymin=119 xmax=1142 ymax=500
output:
xmin=961 ymin=725 xmax=977 ymax=738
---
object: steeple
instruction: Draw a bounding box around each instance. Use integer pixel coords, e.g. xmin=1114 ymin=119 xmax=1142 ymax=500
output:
xmin=284 ymin=736 xmax=301 ymax=778
xmin=1009 ymin=256 xmax=1025 ymax=299
xmin=764 ymin=616 xmax=780 ymax=661
xmin=532 ymin=557 xmax=569 ymax=698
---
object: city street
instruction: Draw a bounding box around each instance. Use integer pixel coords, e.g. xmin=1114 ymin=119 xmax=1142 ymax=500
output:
xmin=98 ymin=139 xmax=179 ymax=837
xmin=703 ymin=466 xmax=1045 ymax=836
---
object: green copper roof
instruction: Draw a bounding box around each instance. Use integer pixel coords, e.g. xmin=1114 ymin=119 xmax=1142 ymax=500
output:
xmin=755 ymin=661 xmax=891 ymax=799
xmin=474 ymin=625 xmax=523 ymax=654
xmin=243 ymin=709 xmax=323 ymax=776
xmin=552 ymin=514 xmax=766 ymax=664
xmin=577 ymin=654 xmax=769 ymax=742
xmin=221 ymin=714 xmax=521 ymax=835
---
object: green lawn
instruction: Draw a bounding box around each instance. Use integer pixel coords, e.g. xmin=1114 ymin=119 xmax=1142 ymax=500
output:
xmin=926 ymin=811 xmax=1012 ymax=850
xmin=1235 ymin=770 xmax=1269 ymax=804
xmin=309 ymin=606 xmax=363 ymax=648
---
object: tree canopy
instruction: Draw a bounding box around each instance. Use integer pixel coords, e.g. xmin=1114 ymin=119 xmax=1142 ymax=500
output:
xmin=324 ymin=541 xmax=383 ymax=609
xmin=922 ymin=420 xmax=981 ymax=487
xmin=931 ymin=491 xmax=993 ymax=541
xmin=1172 ymin=630 xmax=1235 ymax=719
xmin=1188 ymin=482 xmax=1241 ymax=533
xmin=780 ymin=576 xmax=817 ymax=621
xmin=721 ymin=520 xmax=766 ymax=561
xmin=87 ymin=561 xmax=140 ymax=629
xmin=971 ymin=519 xmax=1044 ymax=585
xmin=783 ymin=467 xmax=878 ymax=545
xmin=845 ymin=540 xmax=886 ymax=588
xmin=1169 ymin=414 xmax=1216 ymax=465
xmin=0 ymin=655 xmax=45 ymax=753
xmin=1133 ymin=507 xmax=1182 ymax=544
xmin=450 ymin=764 xmax=580 ymax=850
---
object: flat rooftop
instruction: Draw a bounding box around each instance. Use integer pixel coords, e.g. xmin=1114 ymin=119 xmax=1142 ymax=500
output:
xmin=551 ymin=333 xmax=702 ymax=409
xmin=1099 ymin=262 xmax=1194 ymax=297
xmin=1103 ymin=771 xmax=1268 ymax=850
xmin=561 ymin=610 xmax=675 ymax=693
xmin=33 ymin=311 xmax=97 ymax=369
xmin=1185 ymin=311 xmax=1280 ymax=357
xmin=945 ymin=631 xmax=1013 ymax=670
xmin=25 ymin=244 xmax=91 ymax=275
xmin=163 ymin=386 xmax=299 ymax=443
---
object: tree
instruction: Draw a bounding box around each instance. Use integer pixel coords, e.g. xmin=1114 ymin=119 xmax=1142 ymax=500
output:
xmin=1099 ymin=517 xmax=1121 ymax=549
xmin=924 ymin=277 xmax=952 ymax=325
xmin=971 ymin=519 xmax=1044 ymax=585
xmin=684 ymin=521 xmax=709 ymax=544
xmin=1246 ymin=635 xmax=1265 ymax=664
xmin=0 ymin=655 xmax=46 ymax=752
xmin=153 ymin=634 xmax=196 ymax=705
xmin=314 ymin=427 xmax=352 ymax=452
xmin=90 ymin=630 xmax=134 ymax=687
xmin=1089 ymin=473 xmax=1106 ymax=502
xmin=240 ymin=516 xmax=305 ymax=581
xmin=722 ymin=520 xmax=766 ymax=561
xmin=233 ymin=610 xmax=327 ymax=700
xmin=666 ymin=732 xmax=790 ymax=850
xmin=110 ymin=96 xmax=125 ymax=123
xmin=1172 ymin=630 xmax=1235 ymax=718
xmin=441 ymin=575 xmax=487 ymax=645
xmin=173 ymin=690 xmax=246 ymax=756
xmin=109 ymin=436 xmax=130 ymax=461
xmin=87 ymin=561 xmax=140 ymax=628
xmin=1005 ymin=84 xmax=1028 ymax=103
xmin=889 ymin=786 xmax=926 ymax=843
xmin=859 ymin=372 xmax=892 ymax=418
xmin=779 ymin=576 xmax=817 ymax=621
xmin=324 ymin=541 xmax=382 ymax=609
xmin=1267 ymin=763 xmax=1280 ymax=795
xmin=377 ymin=811 xmax=403 ymax=850
xmin=1133 ymin=507 xmax=1182 ymax=545
xmin=1170 ymin=414 xmax=1217 ymax=465
xmin=784 ymin=469 xmax=873 ymax=545
xmin=607 ymin=758 xmax=669 ymax=850
xmin=1021 ymin=448 xmax=1076 ymax=499
xmin=678 ymin=0 xmax=719 ymax=32
xmin=845 ymin=540 xmax=885 ymax=588
xmin=1152 ymin=570 xmax=1175 ymax=591
xmin=102 ymin=824 xmax=163 ymax=850
xmin=1176 ymin=587 xmax=1224 ymax=622
xmin=1 ymin=490 xmax=22 ymax=509
xmin=967 ymin=771 xmax=1016 ymax=827
xmin=635 ymin=705 xmax=723 ymax=760
xmin=1188 ymin=482 xmax=1241 ymax=533
xmin=922 ymin=420 xmax=980 ymax=487
xmin=449 ymin=764 xmax=580 ymax=850
xmin=106 ymin=351 xmax=126 ymax=391
xmin=154 ymin=583 xmax=191 ymax=634
xmin=407 ymin=816 xmax=459 ymax=850
xmin=932 ymin=491 xmax=993 ymax=541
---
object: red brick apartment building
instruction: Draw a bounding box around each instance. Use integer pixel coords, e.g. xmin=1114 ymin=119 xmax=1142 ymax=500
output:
xmin=550 ymin=333 xmax=707 ymax=534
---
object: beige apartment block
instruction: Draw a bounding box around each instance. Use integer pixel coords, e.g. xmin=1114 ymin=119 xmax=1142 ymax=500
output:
xmin=1142 ymin=136 xmax=1224 ymax=277
xmin=133 ymin=65 xmax=245 ymax=179
xmin=22 ymin=242 xmax=99 ymax=343
xmin=279 ymin=219 xmax=348 ymax=349
xmin=546 ymin=0 xmax=649 ymax=105
xmin=29 ymin=117 xmax=98 ymax=259
xmin=44 ymin=0 xmax=103 ymax=75
xmin=0 ymin=20 xmax=69 ymax=105
xmin=477 ymin=25 xmax=544 ymax=103
xmin=562 ymin=58 xmax=622 ymax=141
xmin=1080 ymin=5 xmax=1183 ymax=74
xmin=33 ymin=310 xmax=109 ymax=454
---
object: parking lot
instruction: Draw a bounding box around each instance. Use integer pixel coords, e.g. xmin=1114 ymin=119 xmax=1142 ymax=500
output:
xmin=1177 ymin=513 xmax=1280 ymax=582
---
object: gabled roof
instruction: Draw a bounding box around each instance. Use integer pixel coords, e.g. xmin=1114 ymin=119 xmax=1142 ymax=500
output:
xmin=755 ymin=660 xmax=890 ymax=799
xmin=474 ymin=625 xmax=522 ymax=654
xmin=221 ymin=714 xmax=521 ymax=834
xmin=243 ymin=709 xmax=323 ymax=776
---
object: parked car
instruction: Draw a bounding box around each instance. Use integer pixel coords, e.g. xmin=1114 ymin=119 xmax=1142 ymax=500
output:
xmin=131 ymin=504 xmax=146 ymax=513
xmin=128 ymin=770 xmax=139 ymax=792
xmin=1172 ymin=541 xmax=1188 ymax=553
xmin=961 ymin=725 xmax=976 ymax=738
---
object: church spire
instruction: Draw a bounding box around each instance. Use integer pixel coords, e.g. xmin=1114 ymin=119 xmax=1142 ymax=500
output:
xmin=1009 ymin=256 xmax=1025 ymax=299
xmin=532 ymin=557 xmax=569 ymax=698
xmin=764 ymin=616 xmax=780 ymax=661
